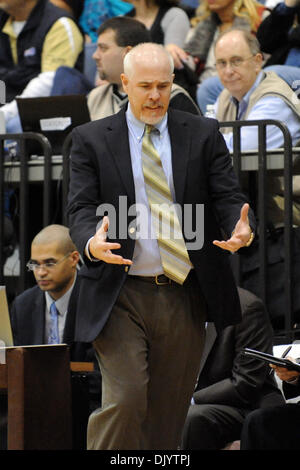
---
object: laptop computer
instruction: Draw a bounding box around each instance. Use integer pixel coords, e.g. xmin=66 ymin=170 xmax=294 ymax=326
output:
xmin=16 ymin=95 xmax=91 ymax=156
xmin=0 ymin=286 xmax=13 ymax=349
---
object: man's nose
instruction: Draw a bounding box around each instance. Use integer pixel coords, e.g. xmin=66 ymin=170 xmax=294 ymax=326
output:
xmin=149 ymin=88 xmax=160 ymax=100
xmin=223 ymin=62 xmax=235 ymax=73
xmin=35 ymin=265 xmax=48 ymax=275
xmin=93 ymin=50 xmax=100 ymax=61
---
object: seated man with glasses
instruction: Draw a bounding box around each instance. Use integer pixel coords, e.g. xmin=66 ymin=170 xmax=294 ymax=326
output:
xmin=214 ymin=29 xmax=300 ymax=152
xmin=9 ymin=224 xmax=101 ymax=449
xmin=213 ymin=28 xmax=300 ymax=228
xmin=213 ymin=28 xmax=300 ymax=333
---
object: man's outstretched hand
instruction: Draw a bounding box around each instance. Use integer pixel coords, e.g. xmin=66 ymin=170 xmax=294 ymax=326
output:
xmin=213 ymin=203 xmax=253 ymax=253
xmin=89 ymin=216 xmax=133 ymax=265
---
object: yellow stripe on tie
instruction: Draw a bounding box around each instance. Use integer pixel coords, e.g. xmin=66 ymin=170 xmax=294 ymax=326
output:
xmin=141 ymin=124 xmax=192 ymax=285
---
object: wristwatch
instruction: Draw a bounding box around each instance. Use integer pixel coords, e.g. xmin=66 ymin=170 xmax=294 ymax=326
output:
xmin=245 ymin=230 xmax=254 ymax=247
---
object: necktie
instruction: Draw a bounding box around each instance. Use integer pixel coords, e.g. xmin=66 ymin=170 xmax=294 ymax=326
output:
xmin=235 ymin=101 xmax=239 ymax=120
xmin=48 ymin=301 xmax=60 ymax=344
xmin=141 ymin=124 xmax=192 ymax=284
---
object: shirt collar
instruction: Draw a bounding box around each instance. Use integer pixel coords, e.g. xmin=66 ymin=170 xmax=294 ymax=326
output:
xmin=231 ymin=71 xmax=264 ymax=119
xmin=126 ymin=103 xmax=168 ymax=142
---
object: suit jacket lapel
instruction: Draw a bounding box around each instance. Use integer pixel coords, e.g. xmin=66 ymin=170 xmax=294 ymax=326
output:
xmin=167 ymin=110 xmax=191 ymax=207
xmin=63 ymin=275 xmax=80 ymax=343
xmin=104 ymin=109 xmax=136 ymax=205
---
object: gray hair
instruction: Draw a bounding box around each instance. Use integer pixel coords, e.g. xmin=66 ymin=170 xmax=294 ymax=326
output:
xmin=123 ymin=42 xmax=174 ymax=77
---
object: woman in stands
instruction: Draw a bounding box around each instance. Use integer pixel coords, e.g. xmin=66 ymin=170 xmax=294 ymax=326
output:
xmin=124 ymin=0 xmax=191 ymax=47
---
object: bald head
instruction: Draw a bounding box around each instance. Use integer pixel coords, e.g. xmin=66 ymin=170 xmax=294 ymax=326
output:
xmin=121 ymin=43 xmax=174 ymax=125
xmin=30 ymin=225 xmax=79 ymax=300
xmin=32 ymin=224 xmax=77 ymax=255
xmin=215 ymin=29 xmax=261 ymax=56
xmin=123 ymin=43 xmax=174 ymax=78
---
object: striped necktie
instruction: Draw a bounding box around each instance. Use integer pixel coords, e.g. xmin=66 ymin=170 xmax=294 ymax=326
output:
xmin=48 ymin=301 xmax=60 ymax=344
xmin=141 ymin=124 xmax=192 ymax=284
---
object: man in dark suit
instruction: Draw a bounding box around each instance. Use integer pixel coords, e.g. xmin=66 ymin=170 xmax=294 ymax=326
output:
xmin=10 ymin=224 xmax=100 ymax=449
xmin=241 ymin=350 xmax=300 ymax=449
xmin=181 ymin=287 xmax=285 ymax=450
xmin=67 ymin=42 xmax=256 ymax=450
xmin=11 ymin=224 xmax=82 ymax=352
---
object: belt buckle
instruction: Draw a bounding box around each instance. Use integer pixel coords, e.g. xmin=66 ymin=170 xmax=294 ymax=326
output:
xmin=155 ymin=275 xmax=171 ymax=286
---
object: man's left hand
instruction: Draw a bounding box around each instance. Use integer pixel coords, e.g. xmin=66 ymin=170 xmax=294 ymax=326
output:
xmin=213 ymin=203 xmax=253 ymax=252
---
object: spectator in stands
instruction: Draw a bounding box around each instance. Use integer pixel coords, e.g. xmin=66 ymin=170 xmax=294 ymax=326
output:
xmin=197 ymin=0 xmax=300 ymax=114
xmin=241 ymin=356 xmax=300 ymax=449
xmin=214 ymin=29 xmax=300 ymax=225
xmin=166 ymin=0 xmax=266 ymax=108
xmin=10 ymin=224 xmax=101 ymax=449
xmin=124 ymin=0 xmax=190 ymax=46
xmin=215 ymin=29 xmax=300 ymax=150
xmin=79 ymin=0 xmax=134 ymax=43
xmin=181 ymin=287 xmax=284 ymax=450
xmin=88 ymin=16 xmax=200 ymax=119
xmin=51 ymin=16 xmax=200 ymax=115
xmin=0 ymin=0 xmax=83 ymax=132
xmin=123 ymin=0 xmax=197 ymax=97
xmin=257 ymin=0 xmax=300 ymax=68
xmin=214 ymin=28 xmax=300 ymax=334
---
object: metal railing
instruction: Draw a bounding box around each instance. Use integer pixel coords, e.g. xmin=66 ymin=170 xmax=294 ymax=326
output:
xmin=0 ymin=132 xmax=52 ymax=292
xmin=220 ymin=119 xmax=296 ymax=343
xmin=1 ymin=122 xmax=299 ymax=342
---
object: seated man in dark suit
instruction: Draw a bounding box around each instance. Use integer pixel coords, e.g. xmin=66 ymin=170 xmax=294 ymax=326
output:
xmin=9 ymin=224 xmax=101 ymax=449
xmin=181 ymin=287 xmax=284 ymax=450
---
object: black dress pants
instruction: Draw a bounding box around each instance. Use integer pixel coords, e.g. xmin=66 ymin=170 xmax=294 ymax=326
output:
xmin=241 ymin=404 xmax=300 ymax=450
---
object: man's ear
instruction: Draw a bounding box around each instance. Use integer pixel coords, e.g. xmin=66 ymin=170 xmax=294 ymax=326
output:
xmin=70 ymin=251 xmax=80 ymax=267
xmin=123 ymin=45 xmax=132 ymax=57
xmin=254 ymin=53 xmax=263 ymax=72
xmin=121 ymin=73 xmax=128 ymax=93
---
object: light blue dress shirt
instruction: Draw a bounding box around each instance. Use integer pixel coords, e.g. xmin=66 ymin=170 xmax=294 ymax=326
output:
xmin=126 ymin=105 xmax=175 ymax=276
xmin=216 ymin=71 xmax=300 ymax=151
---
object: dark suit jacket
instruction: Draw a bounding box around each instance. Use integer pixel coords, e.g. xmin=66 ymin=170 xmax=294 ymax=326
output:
xmin=67 ymin=107 xmax=256 ymax=342
xmin=194 ymin=287 xmax=284 ymax=409
xmin=9 ymin=276 xmax=101 ymax=449
xmin=256 ymin=3 xmax=300 ymax=66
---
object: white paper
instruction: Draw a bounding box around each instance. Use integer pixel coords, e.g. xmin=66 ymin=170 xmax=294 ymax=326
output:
xmin=40 ymin=116 xmax=71 ymax=131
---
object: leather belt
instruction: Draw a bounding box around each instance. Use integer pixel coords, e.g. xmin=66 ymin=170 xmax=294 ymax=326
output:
xmin=128 ymin=270 xmax=195 ymax=286
xmin=128 ymin=274 xmax=172 ymax=286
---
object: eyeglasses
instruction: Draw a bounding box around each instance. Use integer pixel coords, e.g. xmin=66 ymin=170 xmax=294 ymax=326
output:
xmin=26 ymin=253 xmax=71 ymax=272
xmin=215 ymin=55 xmax=255 ymax=70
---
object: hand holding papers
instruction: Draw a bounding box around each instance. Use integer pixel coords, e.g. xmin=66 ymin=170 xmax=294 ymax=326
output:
xmin=241 ymin=347 xmax=300 ymax=372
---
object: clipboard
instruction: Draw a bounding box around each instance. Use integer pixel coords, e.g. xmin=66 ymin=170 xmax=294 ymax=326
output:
xmin=242 ymin=348 xmax=300 ymax=372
